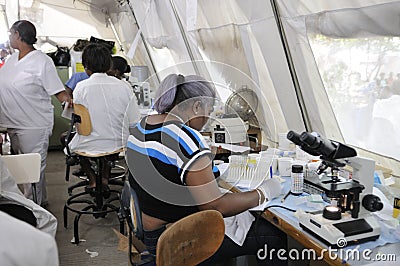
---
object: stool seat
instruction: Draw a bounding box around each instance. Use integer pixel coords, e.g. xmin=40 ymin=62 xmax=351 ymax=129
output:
xmin=74 ymin=148 xmax=124 ymax=158
xmin=66 ymin=148 xmax=126 ymax=195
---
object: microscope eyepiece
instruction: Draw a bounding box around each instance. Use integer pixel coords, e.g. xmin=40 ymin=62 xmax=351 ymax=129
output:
xmin=300 ymin=132 xmax=319 ymax=148
xmin=287 ymin=131 xmax=320 ymax=156
xmin=287 ymin=131 xmax=302 ymax=145
xmin=300 ymin=132 xmax=338 ymax=158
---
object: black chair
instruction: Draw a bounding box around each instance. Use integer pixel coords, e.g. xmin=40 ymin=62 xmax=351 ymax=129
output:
xmin=119 ymin=181 xmax=225 ymax=266
xmin=119 ymin=181 xmax=155 ymax=265
xmin=63 ymin=107 xmax=124 ymax=244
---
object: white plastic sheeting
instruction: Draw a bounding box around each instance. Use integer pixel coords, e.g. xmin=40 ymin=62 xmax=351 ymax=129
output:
xmin=128 ymin=0 xmax=304 ymax=145
xmin=5 ymin=0 xmax=115 ymax=48
xmin=2 ymin=0 xmax=399 ymax=175
xmin=125 ymin=0 xmax=400 ymax=175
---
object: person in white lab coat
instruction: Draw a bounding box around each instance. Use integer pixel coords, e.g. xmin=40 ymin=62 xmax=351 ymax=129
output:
xmin=0 ymin=155 xmax=57 ymax=237
xmin=0 ymin=20 xmax=71 ymax=206
xmin=0 ymin=211 xmax=59 ymax=266
xmin=68 ymin=43 xmax=139 ymax=195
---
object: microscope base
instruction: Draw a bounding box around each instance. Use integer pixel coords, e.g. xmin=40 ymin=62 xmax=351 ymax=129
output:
xmin=299 ymin=212 xmax=380 ymax=248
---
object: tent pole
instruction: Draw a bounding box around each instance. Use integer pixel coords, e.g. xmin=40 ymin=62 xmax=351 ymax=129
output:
xmin=126 ymin=0 xmax=160 ymax=83
xmin=270 ymin=0 xmax=312 ymax=132
xmin=107 ymin=16 xmax=124 ymax=53
xmin=168 ymin=0 xmax=200 ymax=76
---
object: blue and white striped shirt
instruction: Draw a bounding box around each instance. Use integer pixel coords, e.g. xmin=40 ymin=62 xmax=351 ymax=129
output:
xmin=126 ymin=117 xmax=219 ymax=222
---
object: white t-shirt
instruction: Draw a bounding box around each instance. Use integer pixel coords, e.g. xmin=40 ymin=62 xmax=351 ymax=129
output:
xmin=69 ymin=73 xmax=140 ymax=155
xmin=0 ymin=50 xmax=65 ymax=129
xmin=0 ymin=211 xmax=59 ymax=266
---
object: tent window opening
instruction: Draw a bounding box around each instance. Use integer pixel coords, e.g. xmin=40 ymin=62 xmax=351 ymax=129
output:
xmin=308 ymin=34 xmax=400 ymax=161
xmin=0 ymin=5 xmax=10 ymax=67
xmin=0 ymin=4 xmax=8 ymax=44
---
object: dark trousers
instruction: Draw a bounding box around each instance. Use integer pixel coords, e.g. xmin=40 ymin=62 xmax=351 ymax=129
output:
xmin=143 ymin=214 xmax=288 ymax=266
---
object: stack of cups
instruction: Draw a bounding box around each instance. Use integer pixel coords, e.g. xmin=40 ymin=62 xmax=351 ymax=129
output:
xmin=278 ymin=157 xmax=293 ymax=176
xmin=278 ymin=132 xmax=295 ymax=151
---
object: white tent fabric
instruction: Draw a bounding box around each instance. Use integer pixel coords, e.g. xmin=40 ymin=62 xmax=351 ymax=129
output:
xmin=123 ymin=0 xmax=400 ymax=175
xmin=1 ymin=0 xmax=399 ymax=176
xmin=6 ymin=0 xmax=115 ymax=49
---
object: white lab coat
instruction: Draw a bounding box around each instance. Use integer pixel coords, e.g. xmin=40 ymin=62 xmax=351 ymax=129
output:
xmin=0 ymin=155 xmax=57 ymax=237
xmin=0 ymin=211 xmax=59 ymax=266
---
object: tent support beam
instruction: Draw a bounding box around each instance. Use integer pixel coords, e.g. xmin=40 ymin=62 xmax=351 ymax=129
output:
xmin=126 ymin=0 xmax=160 ymax=83
xmin=169 ymin=0 xmax=200 ymax=76
xmin=270 ymin=0 xmax=312 ymax=132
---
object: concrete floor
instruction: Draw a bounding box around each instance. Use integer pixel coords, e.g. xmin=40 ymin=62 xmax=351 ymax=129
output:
xmin=45 ymin=150 xmax=129 ymax=266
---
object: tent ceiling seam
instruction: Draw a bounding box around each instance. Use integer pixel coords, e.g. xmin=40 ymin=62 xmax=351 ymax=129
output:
xmin=189 ymin=17 xmax=271 ymax=32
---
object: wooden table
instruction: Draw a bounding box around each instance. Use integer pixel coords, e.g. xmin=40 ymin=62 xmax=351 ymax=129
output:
xmin=218 ymin=179 xmax=347 ymax=266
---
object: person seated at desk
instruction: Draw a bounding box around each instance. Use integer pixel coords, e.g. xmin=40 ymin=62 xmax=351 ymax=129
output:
xmin=65 ymin=71 xmax=89 ymax=99
xmin=107 ymin=56 xmax=130 ymax=80
xmin=126 ymin=74 xmax=287 ymax=265
xmin=0 ymin=155 xmax=57 ymax=237
xmin=68 ymin=43 xmax=139 ymax=195
xmin=62 ymin=55 xmax=131 ymax=177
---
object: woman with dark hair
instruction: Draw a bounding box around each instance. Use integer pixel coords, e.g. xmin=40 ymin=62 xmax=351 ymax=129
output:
xmin=126 ymin=74 xmax=287 ymax=265
xmin=0 ymin=20 xmax=71 ymax=206
xmin=69 ymin=43 xmax=139 ymax=194
xmin=107 ymin=56 xmax=131 ymax=80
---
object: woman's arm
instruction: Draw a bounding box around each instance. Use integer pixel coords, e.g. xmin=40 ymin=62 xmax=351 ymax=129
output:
xmin=185 ymin=156 xmax=264 ymax=217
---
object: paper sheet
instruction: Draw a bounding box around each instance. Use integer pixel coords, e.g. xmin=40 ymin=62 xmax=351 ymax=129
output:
xmin=219 ymin=187 xmax=255 ymax=246
xmin=213 ymin=143 xmax=250 ymax=153
xmin=61 ymin=102 xmax=73 ymax=120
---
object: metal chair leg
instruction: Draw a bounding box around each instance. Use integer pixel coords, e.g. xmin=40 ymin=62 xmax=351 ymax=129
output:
xmin=63 ymin=205 xmax=68 ymax=228
xmin=32 ymin=183 xmax=37 ymax=204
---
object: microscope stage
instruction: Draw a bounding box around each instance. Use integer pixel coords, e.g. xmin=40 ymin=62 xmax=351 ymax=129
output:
xmin=304 ymin=174 xmax=364 ymax=198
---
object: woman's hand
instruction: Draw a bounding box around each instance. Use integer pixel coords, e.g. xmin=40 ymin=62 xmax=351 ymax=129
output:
xmin=257 ymin=178 xmax=282 ymax=202
xmin=186 ymin=156 xmax=266 ymax=217
xmin=56 ymin=90 xmax=73 ymax=108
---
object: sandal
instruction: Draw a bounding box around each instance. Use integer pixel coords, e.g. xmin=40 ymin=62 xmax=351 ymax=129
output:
xmin=84 ymin=185 xmax=96 ymax=196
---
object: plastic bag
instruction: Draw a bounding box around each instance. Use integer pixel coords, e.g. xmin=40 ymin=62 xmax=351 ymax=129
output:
xmin=89 ymin=36 xmax=115 ymax=52
xmin=47 ymin=46 xmax=70 ymax=66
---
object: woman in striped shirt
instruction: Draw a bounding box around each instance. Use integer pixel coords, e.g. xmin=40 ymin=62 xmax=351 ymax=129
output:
xmin=126 ymin=74 xmax=287 ymax=265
